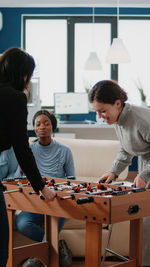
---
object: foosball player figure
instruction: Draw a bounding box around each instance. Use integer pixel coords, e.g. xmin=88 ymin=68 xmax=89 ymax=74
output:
xmin=16 ymin=182 xmax=23 ymax=186
xmin=47 ymin=178 xmax=55 ymax=187
xmin=27 ymin=182 xmax=31 ymax=187
xmin=54 ymin=186 xmax=58 ymax=191
xmin=97 ymin=182 xmax=101 ymax=189
xmin=97 ymin=182 xmax=106 ymax=190
xmin=67 ymin=181 xmax=71 ymax=186
xmin=82 ymin=183 xmax=87 ymax=188
xmin=47 ymin=181 xmax=53 ymax=186
xmin=74 ymin=184 xmax=80 ymax=193
xmin=87 ymin=183 xmax=91 ymax=191
xmin=116 ymin=186 xmax=123 ymax=192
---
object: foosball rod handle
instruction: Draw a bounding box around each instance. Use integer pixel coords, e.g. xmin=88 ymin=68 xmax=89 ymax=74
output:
xmin=60 ymin=194 xmax=75 ymax=200
xmin=40 ymin=193 xmax=57 ymax=200
xmin=76 ymin=196 xmax=94 ymax=205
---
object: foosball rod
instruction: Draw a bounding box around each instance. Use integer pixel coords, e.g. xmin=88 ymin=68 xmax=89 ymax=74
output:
xmin=4 ymin=187 xmax=23 ymax=194
xmin=46 ymin=180 xmax=71 ymax=186
xmin=86 ymin=188 xmax=113 ymax=195
xmin=67 ymin=186 xmax=97 ymax=194
xmin=57 ymin=183 xmax=87 ymax=190
xmin=2 ymin=176 xmax=27 ymax=182
xmin=60 ymin=194 xmax=75 ymax=200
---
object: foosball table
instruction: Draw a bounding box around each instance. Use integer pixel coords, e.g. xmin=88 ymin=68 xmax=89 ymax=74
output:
xmin=3 ymin=177 xmax=150 ymax=267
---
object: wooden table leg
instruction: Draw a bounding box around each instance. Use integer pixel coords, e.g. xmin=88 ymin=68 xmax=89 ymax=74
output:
xmin=85 ymin=221 xmax=102 ymax=267
xmin=45 ymin=215 xmax=59 ymax=267
xmin=129 ymin=218 xmax=143 ymax=267
xmin=6 ymin=209 xmax=13 ymax=267
xmin=7 ymin=212 xmax=57 ymax=267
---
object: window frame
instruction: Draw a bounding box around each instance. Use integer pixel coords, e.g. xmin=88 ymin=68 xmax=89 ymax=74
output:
xmin=22 ymin=14 xmax=150 ymax=108
xmin=22 ymin=15 xmax=117 ymax=105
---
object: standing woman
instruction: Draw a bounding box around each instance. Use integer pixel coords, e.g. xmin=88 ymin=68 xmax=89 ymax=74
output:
xmin=88 ymin=79 xmax=150 ymax=187
xmin=0 ymin=47 xmax=56 ymax=266
xmin=88 ymin=79 xmax=150 ymax=266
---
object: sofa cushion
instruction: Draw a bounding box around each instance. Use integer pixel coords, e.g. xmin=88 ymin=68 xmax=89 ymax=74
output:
xmin=54 ymin=138 xmax=128 ymax=181
xmin=108 ymin=221 xmax=129 ymax=256
xmin=59 ymin=228 xmax=109 ymax=257
xmin=64 ymin=218 xmax=108 ymax=230
xmin=63 ymin=219 xmax=85 ymax=230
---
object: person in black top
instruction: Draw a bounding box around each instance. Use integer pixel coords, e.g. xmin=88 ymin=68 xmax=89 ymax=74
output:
xmin=0 ymin=47 xmax=56 ymax=266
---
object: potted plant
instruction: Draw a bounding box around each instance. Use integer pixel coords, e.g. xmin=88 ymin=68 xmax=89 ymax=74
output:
xmin=136 ymin=80 xmax=147 ymax=107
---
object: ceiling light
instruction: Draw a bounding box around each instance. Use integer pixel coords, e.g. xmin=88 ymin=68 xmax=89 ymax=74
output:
xmin=84 ymin=7 xmax=102 ymax=70
xmin=105 ymin=0 xmax=130 ymax=64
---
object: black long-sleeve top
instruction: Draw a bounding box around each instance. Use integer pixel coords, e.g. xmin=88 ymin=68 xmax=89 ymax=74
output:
xmin=0 ymin=84 xmax=45 ymax=192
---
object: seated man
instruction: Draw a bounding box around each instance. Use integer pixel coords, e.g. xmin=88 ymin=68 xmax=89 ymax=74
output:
xmin=15 ymin=110 xmax=75 ymax=244
xmin=0 ymin=147 xmax=19 ymax=180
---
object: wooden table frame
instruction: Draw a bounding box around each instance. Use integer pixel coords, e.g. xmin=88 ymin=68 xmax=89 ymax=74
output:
xmin=6 ymin=213 xmax=143 ymax=267
xmin=7 ymin=211 xmax=59 ymax=267
xmin=4 ymin=178 xmax=149 ymax=267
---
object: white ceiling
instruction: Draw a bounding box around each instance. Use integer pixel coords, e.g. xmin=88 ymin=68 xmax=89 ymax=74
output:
xmin=0 ymin=0 xmax=150 ymax=8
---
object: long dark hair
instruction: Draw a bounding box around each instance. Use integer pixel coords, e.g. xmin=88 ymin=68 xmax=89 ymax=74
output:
xmin=88 ymin=80 xmax=128 ymax=106
xmin=0 ymin=47 xmax=35 ymax=91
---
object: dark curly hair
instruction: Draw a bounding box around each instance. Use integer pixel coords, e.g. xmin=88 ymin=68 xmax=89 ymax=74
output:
xmin=88 ymin=80 xmax=128 ymax=106
xmin=32 ymin=109 xmax=57 ymax=132
xmin=0 ymin=47 xmax=35 ymax=91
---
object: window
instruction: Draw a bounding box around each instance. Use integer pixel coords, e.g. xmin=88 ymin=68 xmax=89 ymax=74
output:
xmin=23 ymin=15 xmax=150 ymax=107
xmin=119 ymin=18 xmax=150 ymax=106
xmin=24 ymin=18 xmax=67 ymax=106
xmin=23 ymin=15 xmax=115 ymax=107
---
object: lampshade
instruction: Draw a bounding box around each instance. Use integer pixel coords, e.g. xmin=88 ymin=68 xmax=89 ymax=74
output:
xmin=84 ymin=7 xmax=102 ymax=71
xmin=105 ymin=38 xmax=130 ymax=64
xmin=84 ymin=51 xmax=102 ymax=71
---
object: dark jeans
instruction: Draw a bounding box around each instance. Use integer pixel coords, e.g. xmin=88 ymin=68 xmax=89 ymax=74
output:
xmin=16 ymin=211 xmax=66 ymax=242
xmin=0 ymin=187 xmax=9 ymax=267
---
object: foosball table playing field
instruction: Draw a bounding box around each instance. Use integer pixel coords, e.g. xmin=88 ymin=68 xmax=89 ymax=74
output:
xmin=3 ymin=176 xmax=150 ymax=267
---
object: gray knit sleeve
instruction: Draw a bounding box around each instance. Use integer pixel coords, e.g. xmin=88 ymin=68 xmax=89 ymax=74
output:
xmin=110 ymin=146 xmax=133 ymax=176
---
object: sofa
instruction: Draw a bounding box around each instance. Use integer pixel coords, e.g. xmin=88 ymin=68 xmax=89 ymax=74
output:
xmin=12 ymin=137 xmax=132 ymax=260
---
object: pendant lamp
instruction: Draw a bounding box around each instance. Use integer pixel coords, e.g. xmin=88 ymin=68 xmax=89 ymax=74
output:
xmin=84 ymin=7 xmax=102 ymax=71
xmin=105 ymin=0 xmax=130 ymax=64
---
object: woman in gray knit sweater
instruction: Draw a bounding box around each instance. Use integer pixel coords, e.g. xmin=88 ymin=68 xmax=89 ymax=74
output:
xmin=89 ymin=79 xmax=150 ymax=187
xmin=88 ymin=79 xmax=150 ymax=266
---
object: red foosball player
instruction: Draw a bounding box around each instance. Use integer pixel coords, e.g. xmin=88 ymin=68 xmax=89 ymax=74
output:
xmin=47 ymin=179 xmax=55 ymax=187
xmin=76 ymin=184 xmax=81 ymax=193
xmin=48 ymin=181 xmax=53 ymax=186
xmin=97 ymin=182 xmax=106 ymax=190
xmin=97 ymin=182 xmax=102 ymax=190
xmin=87 ymin=183 xmax=91 ymax=191
xmin=74 ymin=184 xmax=80 ymax=193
